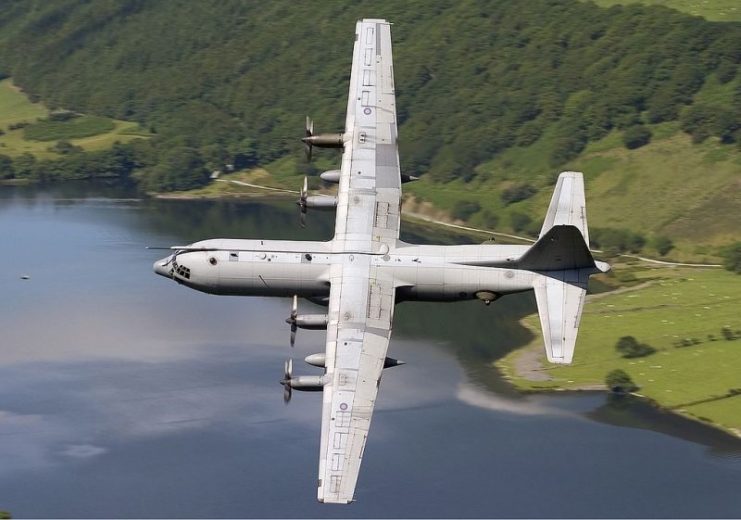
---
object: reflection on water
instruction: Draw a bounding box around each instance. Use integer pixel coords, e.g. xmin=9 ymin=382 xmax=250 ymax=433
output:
xmin=1 ymin=182 xmax=740 ymax=518
xmin=589 ymin=394 xmax=741 ymax=458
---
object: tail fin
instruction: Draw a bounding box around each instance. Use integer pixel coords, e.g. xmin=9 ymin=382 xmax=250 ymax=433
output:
xmin=522 ymin=172 xmax=609 ymax=364
xmin=540 ymin=171 xmax=589 ymax=244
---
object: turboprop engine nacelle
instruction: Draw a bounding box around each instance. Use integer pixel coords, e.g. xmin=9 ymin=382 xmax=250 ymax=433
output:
xmin=305 ymin=353 xmax=405 ymax=369
xmin=294 ymin=314 xmax=329 ymax=330
xmin=287 ymin=375 xmax=325 ymax=391
xmin=305 ymin=196 xmax=338 ymax=210
xmin=302 ymin=117 xmax=344 ymax=161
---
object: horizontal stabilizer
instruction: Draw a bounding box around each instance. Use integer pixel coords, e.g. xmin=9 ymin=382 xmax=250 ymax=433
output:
xmin=533 ymin=272 xmax=588 ymax=364
xmin=517 ymin=225 xmax=597 ymax=272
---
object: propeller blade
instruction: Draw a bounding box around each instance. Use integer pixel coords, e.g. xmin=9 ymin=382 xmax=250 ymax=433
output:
xmin=306 ymin=116 xmax=314 ymax=138
xmin=298 ymin=177 xmax=309 ymax=228
xmin=289 ymin=295 xmax=299 ymax=347
xmin=303 ymin=116 xmax=314 ymax=161
xmin=281 ymin=358 xmax=294 ymax=403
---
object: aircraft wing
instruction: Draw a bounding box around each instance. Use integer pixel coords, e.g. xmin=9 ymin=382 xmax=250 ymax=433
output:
xmin=333 ymin=19 xmax=401 ymax=251
xmin=317 ymin=19 xmax=400 ymax=504
xmin=317 ymin=264 xmax=396 ymax=503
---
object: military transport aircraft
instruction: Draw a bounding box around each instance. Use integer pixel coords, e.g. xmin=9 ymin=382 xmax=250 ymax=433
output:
xmin=153 ymin=18 xmax=610 ymax=504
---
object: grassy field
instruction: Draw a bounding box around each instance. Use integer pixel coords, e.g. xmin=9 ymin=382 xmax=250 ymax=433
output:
xmin=496 ymin=266 xmax=741 ymax=436
xmin=23 ymin=115 xmax=115 ymax=141
xmin=588 ymin=0 xmax=741 ymax=21
xmin=0 ymin=79 xmax=148 ymax=158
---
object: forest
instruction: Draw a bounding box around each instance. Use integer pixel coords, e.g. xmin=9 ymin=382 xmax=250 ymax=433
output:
xmin=0 ymin=0 xmax=738 ymax=193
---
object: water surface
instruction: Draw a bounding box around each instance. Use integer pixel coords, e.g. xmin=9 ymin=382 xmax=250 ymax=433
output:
xmin=1 ymin=184 xmax=739 ymax=518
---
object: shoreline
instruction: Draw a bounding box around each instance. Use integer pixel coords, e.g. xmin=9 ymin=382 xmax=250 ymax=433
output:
xmin=497 ymin=306 xmax=741 ymax=440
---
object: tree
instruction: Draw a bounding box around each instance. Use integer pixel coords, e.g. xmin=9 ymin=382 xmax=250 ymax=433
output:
xmin=11 ymin=153 xmax=36 ymax=178
xmin=622 ymin=125 xmax=652 ymax=149
xmin=0 ymin=154 xmax=13 ymax=179
xmin=721 ymin=242 xmax=741 ymax=274
xmin=501 ymin=183 xmax=537 ymax=205
xmin=605 ymin=369 xmax=638 ymax=393
xmin=616 ymin=336 xmax=656 ymax=358
xmin=651 ymin=235 xmax=674 ymax=256
xmin=137 ymin=146 xmax=209 ymax=192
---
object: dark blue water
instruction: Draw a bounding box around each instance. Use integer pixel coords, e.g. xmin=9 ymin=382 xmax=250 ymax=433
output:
xmin=1 ymin=184 xmax=739 ymax=518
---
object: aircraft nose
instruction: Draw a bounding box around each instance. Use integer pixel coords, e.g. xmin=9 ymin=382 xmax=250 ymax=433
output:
xmin=153 ymin=256 xmax=172 ymax=278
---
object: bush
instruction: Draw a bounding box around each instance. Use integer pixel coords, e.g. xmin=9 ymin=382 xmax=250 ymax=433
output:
xmin=510 ymin=211 xmax=533 ymax=233
xmin=721 ymin=242 xmax=741 ymax=274
xmin=501 ymin=183 xmax=537 ymax=205
xmin=480 ymin=210 xmax=499 ymax=230
xmin=651 ymin=235 xmax=674 ymax=256
xmin=605 ymin=369 xmax=638 ymax=393
xmin=49 ymin=140 xmax=83 ymax=155
xmin=48 ymin=110 xmax=79 ymax=122
xmin=721 ymin=326 xmax=736 ymax=341
xmin=450 ymin=200 xmax=481 ymax=221
xmin=616 ymin=336 xmax=656 ymax=358
xmin=591 ymin=227 xmax=646 ymax=254
xmin=8 ymin=121 xmax=30 ymax=131
xmin=622 ymin=125 xmax=652 ymax=149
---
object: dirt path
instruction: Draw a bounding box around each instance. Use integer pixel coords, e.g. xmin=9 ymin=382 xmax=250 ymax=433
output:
xmin=513 ymin=346 xmax=552 ymax=381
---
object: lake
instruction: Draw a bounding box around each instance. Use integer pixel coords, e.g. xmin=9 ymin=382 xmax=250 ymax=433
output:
xmin=1 ymin=183 xmax=740 ymax=518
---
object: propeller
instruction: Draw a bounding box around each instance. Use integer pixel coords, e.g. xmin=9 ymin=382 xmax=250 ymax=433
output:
xmin=303 ymin=116 xmax=314 ymax=161
xmin=280 ymin=358 xmax=293 ymax=404
xmin=297 ymin=176 xmax=308 ymax=228
xmin=285 ymin=295 xmax=298 ymax=347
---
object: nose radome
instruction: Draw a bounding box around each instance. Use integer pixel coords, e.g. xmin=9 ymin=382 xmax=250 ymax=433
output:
xmin=153 ymin=258 xmax=171 ymax=278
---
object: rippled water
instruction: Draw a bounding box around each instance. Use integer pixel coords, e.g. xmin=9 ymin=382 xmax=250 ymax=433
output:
xmin=1 ymin=183 xmax=739 ymax=518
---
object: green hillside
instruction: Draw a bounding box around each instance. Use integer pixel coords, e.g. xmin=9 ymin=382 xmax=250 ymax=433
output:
xmin=0 ymin=0 xmax=738 ymax=253
xmin=589 ymin=0 xmax=741 ymax=22
xmin=0 ymin=79 xmax=146 ymax=160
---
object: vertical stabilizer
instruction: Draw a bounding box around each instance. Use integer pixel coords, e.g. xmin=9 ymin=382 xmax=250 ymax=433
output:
xmin=540 ymin=171 xmax=588 ymax=245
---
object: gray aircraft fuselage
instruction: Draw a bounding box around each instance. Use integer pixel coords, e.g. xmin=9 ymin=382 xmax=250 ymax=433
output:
xmin=154 ymin=239 xmax=535 ymax=302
